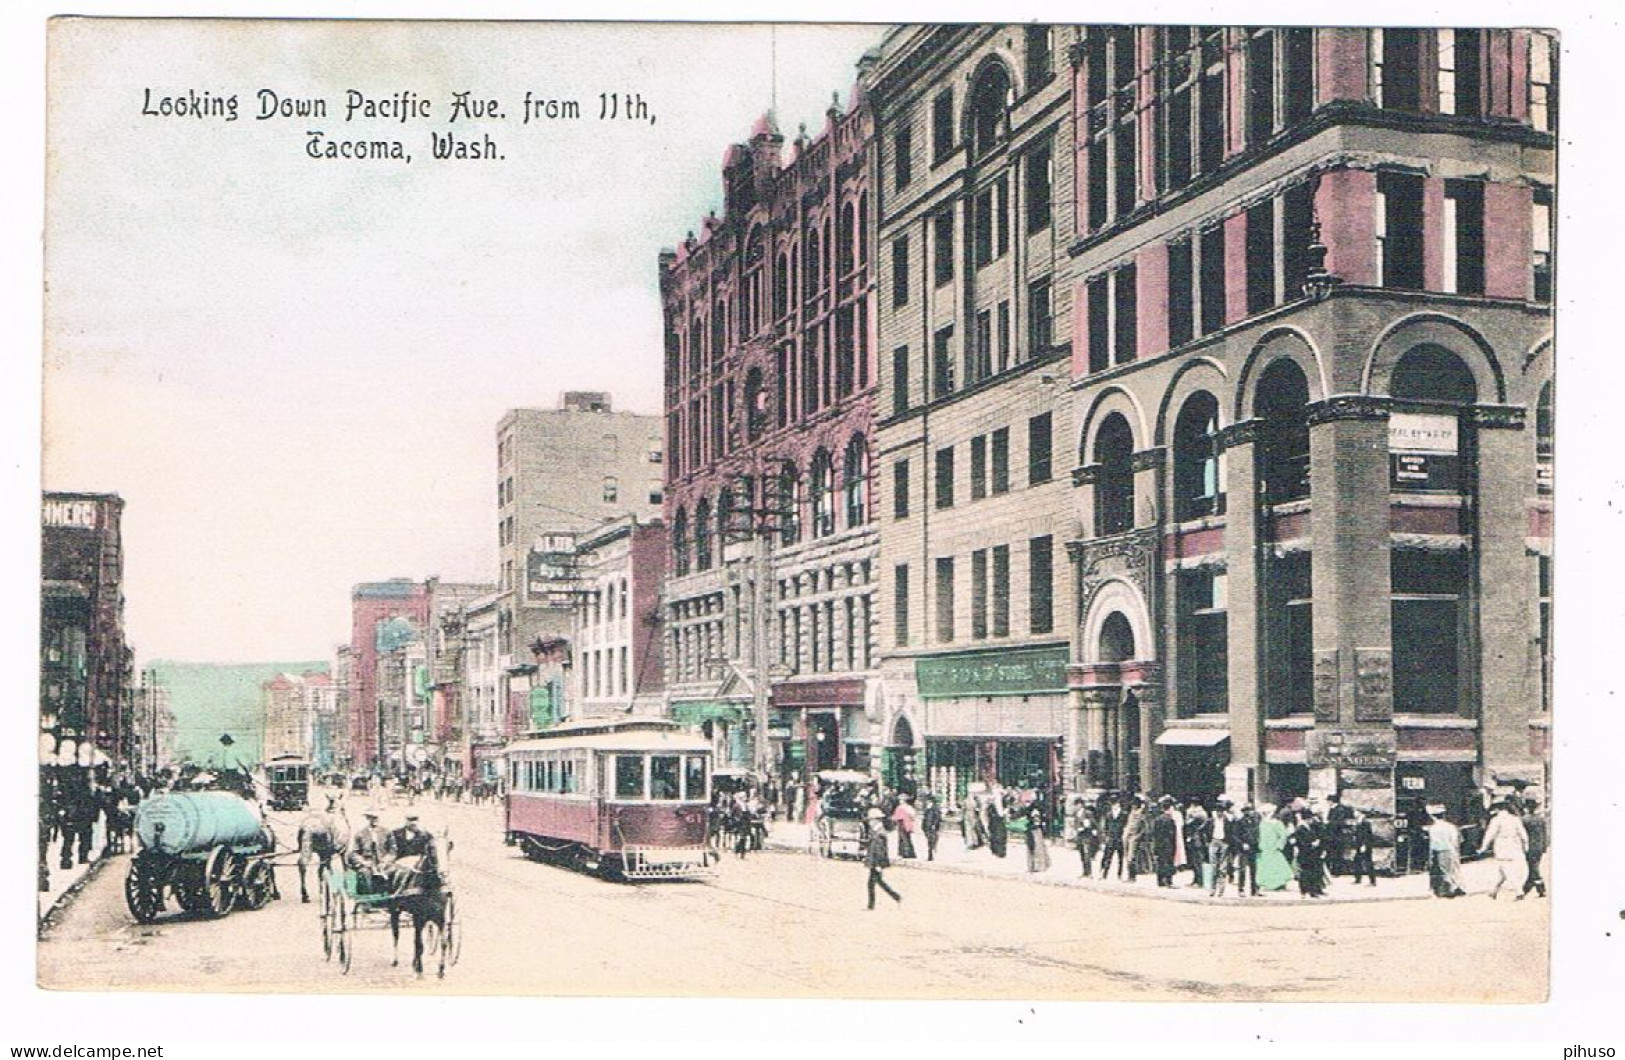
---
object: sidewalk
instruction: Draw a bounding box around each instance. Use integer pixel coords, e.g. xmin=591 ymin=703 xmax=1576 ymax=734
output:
xmin=37 ymin=820 xmax=111 ymax=929
xmin=762 ymin=821 xmax=1515 ymax=905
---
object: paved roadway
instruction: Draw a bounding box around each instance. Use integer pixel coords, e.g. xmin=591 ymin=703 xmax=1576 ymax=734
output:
xmin=38 ymin=792 xmax=1547 ymax=1002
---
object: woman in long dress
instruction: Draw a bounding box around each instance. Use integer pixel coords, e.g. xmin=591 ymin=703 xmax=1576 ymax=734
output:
xmin=962 ymin=793 xmax=985 ymax=850
xmin=987 ymin=796 xmax=1009 ymax=858
xmin=1256 ymin=806 xmax=1294 ymax=891
xmin=1292 ymin=812 xmax=1328 ymax=897
xmin=1024 ymin=803 xmax=1051 ymax=873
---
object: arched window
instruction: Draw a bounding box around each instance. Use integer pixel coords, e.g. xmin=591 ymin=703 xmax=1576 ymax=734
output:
xmin=810 ymin=448 xmax=836 ymax=538
xmin=804 ymin=228 xmax=821 ymax=301
xmin=694 ymin=498 xmax=713 ymax=570
xmin=773 ymin=250 xmax=789 ymax=320
xmin=777 ymin=464 xmax=802 ymax=546
xmin=1098 ymin=611 xmax=1136 ymax=662
xmin=1390 ymin=344 xmax=1478 ymax=405
xmin=745 ymin=366 xmax=767 ymax=442
xmin=712 ymin=300 xmax=727 ymax=366
xmin=968 ymin=62 xmax=1013 ymax=159
xmin=717 ymin=487 xmax=736 ymax=545
xmin=1389 ymin=344 xmax=1477 ymax=494
xmin=843 ymin=434 xmax=869 ymax=527
xmin=838 ymin=201 xmax=856 ymax=276
xmin=1173 ymin=391 xmax=1223 ymax=520
xmin=672 ymin=508 xmax=689 ymax=576
xmin=1256 ymin=359 xmax=1311 ymax=504
xmin=1093 ymin=413 xmax=1135 ymax=536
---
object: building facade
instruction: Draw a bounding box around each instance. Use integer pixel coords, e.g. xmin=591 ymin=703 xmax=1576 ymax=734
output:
xmin=261 ymin=669 xmax=334 ymax=763
xmin=660 ymin=83 xmax=880 ymax=778
xmin=348 ymin=579 xmax=430 ymax=769
xmin=870 ymin=26 xmax=1082 ymax=807
xmin=40 ymin=492 xmax=132 ymax=771
xmin=566 ymin=516 xmax=669 ymax=719
xmin=459 ymin=592 xmax=503 ymax=783
xmin=1057 ymin=26 xmax=1555 ymax=823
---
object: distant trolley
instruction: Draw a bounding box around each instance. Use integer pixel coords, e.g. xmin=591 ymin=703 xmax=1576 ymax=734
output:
xmin=504 ymin=717 xmax=715 ymax=880
xmin=266 ymin=755 xmax=311 ymax=811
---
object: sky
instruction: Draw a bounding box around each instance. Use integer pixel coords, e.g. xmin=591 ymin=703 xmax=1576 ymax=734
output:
xmin=42 ymin=19 xmax=885 ymax=665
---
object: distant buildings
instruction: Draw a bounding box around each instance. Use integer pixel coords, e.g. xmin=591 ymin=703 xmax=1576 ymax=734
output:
xmin=260 ymin=669 xmax=335 ymax=762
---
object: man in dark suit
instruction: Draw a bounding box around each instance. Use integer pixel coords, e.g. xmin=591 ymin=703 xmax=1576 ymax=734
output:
xmin=1350 ymin=808 xmax=1378 ymax=885
xmin=920 ymin=795 xmax=943 ymax=861
xmin=1519 ymin=798 xmax=1548 ymax=898
xmin=1232 ymin=804 xmax=1261 ymax=896
xmin=1326 ymin=794 xmax=1355 ymax=876
xmin=864 ymin=809 xmax=901 ymax=909
xmin=1151 ymin=797 xmax=1180 ymax=887
xmin=1099 ymin=799 xmax=1128 ymax=879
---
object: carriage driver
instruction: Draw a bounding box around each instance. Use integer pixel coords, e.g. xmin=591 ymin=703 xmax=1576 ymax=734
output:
xmin=348 ymin=811 xmax=391 ymax=891
xmin=385 ymin=813 xmax=441 ymax=889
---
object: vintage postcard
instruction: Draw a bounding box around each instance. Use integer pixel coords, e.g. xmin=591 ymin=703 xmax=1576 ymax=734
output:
xmin=36 ymin=17 xmax=1557 ymax=1006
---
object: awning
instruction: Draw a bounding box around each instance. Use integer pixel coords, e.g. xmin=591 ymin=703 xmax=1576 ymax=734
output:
xmin=1156 ymin=728 xmax=1231 ymax=747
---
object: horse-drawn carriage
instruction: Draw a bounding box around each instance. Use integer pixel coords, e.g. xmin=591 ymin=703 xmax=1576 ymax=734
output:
xmin=811 ymin=769 xmax=877 ymax=859
xmin=124 ymin=791 xmax=280 ymax=922
xmin=319 ymin=842 xmax=459 ymax=978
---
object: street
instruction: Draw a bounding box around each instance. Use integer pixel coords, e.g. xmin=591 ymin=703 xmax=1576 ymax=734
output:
xmin=38 ymin=793 xmax=1547 ymax=1002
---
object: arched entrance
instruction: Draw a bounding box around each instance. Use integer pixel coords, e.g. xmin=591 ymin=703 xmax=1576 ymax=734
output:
xmin=882 ymin=713 xmax=919 ymax=793
xmin=1076 ymin=579 xmax=1159 ymax=795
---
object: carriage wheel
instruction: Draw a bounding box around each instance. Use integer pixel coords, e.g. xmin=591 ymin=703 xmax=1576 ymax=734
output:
xmin=321 ymin=904 xmax=334 ymax=960
xmin=241 ymin=861 xmax=275 ymax=911
xmin=319 ymin=870 xmax=333 ymax=918
xmin=336 ymin=927 xmax=353 ymax=974
xmin=124 ymin=865 xmax=162 ymax=923
xmin=200 ymin=847 xmax=237 ymax=919
xmin=437 ymin=893 xmax=459 ymax=978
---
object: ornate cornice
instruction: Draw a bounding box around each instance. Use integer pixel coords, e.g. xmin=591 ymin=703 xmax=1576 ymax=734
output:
xmin=1306 ymin=395 xmax=1390 ymax=427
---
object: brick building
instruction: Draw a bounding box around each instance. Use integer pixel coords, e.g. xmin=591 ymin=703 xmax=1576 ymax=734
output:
xmin=659 ymin=83 xmax=880 ymax=778
xmin=1056 ymin=26 xmax=1556 ymax=821
xmin=347 ymin=579 xmax=429 ymax=768
xmin=566 ymin=516 xmax=669 ymax=719
xmin=870 ymin=26 xmax=1082 ymax=806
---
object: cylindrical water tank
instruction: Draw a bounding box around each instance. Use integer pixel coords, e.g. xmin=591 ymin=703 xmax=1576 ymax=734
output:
xmin=135 ymin=792 xmax=264 ymax=855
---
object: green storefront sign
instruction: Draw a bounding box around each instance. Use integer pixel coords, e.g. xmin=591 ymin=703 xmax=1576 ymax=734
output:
xmin=529 ymin=681 xmax=559 ymax=730
xmin=670 ymin=701 xmax=748 ymax=728
xmin=915 ymin=645 xmax=1069 ymax=699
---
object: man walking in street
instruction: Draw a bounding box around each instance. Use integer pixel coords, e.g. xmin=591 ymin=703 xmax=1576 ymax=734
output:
xmin=1326 ymin=794 xmax=1355 ymax=877
xmin=1152 ymin=797 xmax=1179 ymax=887
xmin=864 ymin=808 xmax=901 ymax=909
xmin=1349 ymin=808 xmax=1378 ymax=886
xmin=1519 ymin=797 xmax=1548 ymax=899
xmin=1207 ymin=798 xmax=1234 ymax=895
xmin=1232 ymin=804 xmax=1261 ymax=897
xmin=1480 ymin=799 xmax=1529 ymax=900
xmin=1099 ymin=798 xmax=1128 ymax=879
xmin=920 ymin=794 xmax=943 ymax=862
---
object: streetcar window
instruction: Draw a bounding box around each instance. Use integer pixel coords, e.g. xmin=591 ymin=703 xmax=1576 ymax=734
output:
xmin=545 ymin=759 xmax=555 ymax=792
xmin=614 ymin=755 xmax=645 ymax=799
xmin=561 ymin=758 xmax=576 ymax=794
xmin=684 ymin=756 xmax=708 ymax=801
xmin=650 ymin=756 xmax=681 ymax=801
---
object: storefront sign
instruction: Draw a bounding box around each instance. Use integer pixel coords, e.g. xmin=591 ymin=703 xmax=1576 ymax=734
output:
xmin=770 ymin=678 xmax=864 ymax=708
xmin=1389 ymin=412 xmax=1460 ymax=491
xmin=42 ymin=499 xmax=99 ymax=530
xmin=526 ymin=544 xmax=580 ymax=603
xmin=1306 ymin=729 xmax=1397 ymax=769
xmin=915 ymin=645 xmax=1069 ymax=699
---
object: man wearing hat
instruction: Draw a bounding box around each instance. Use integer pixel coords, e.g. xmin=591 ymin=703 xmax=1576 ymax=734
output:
xmin=348 ymin=811 xmax=390 ymax=892
xmin=864 ymin=808 xmax=901 ymax=909
xmin=1478 ymin=799 xmax=1529 ymax=899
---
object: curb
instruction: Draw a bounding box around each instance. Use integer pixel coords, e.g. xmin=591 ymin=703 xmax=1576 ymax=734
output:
xmin=37 ymin=854 xmax=114 ymax=939
xmin=761 ymin=835 xmax=1438 ymax=907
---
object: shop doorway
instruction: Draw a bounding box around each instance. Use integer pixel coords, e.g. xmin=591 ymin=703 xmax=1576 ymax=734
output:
xmin=807 ymin=712 xmax=840 ymax=772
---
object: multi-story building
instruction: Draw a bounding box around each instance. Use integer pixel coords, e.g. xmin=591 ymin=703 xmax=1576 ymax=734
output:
xmin=261 ymin=669 xmax=334 ymax=762
xmin=348 ymin=579 xmax=429 ymax=769
xmin=1055 ymin=26 xmax=1555 ymax=822
xmin=660 ymin=81 xmax=880 ymax=778
xmin=870 ymin=26 xmax=1082 ymax=805
xmin=459 ymin=592 xmax=502 ymax=782
xmin=328 ymin=645 xmax=353 ymax=769
xmin=495 ymin=393 xmax=664 ymax=747
xmin=566 ymin=515 xmax=669 ymax=718
xmin=424 ymin=578 xmax=497 ymax=777
xmin=40 ymin=492 xmax=132 ymax=770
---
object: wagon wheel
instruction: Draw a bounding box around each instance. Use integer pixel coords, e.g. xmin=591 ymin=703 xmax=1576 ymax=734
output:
xmin=124 ymin=863 xmax=163 ymax=923
xmin=200 ymin=846 xmax=237 ymax=919
xmin=240 ymin=860 xmax=275 ymax=911
xmin=319 ymin=869 xmax=334 ymax=919
xmin=321 ymin=902 xmax=335 ymax=960
xmin=437 ymin=893 xmax=459 ymax=978
xmin=336 ymin=926 xmax=353 ymax=975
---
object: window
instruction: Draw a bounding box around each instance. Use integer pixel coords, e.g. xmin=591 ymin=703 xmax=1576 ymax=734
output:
xmin=932 ymin=89 xmax=955 ymax=163
xmin=602 ymin=476 xmax=619 ymax=503
xmin=974 ymin=185 xmax=992 ymax=268
xmin=1246 ymin=28 xmax=1277 ymax=146
xmin=1026 ymin=25 xmax=1053 ymax=84
xmin=1391 ymin=551 xmax=1466 ymax=715
xmin=684 ymin=756 xmax=708 ymax=801
xmin=935 ymin=446 xmax=956 ymax=509
xmin=1168 ymin=238 xmax=1194 ymax=348
xmin=1178 ymin=569 xmax=1228 ymax=715
xmin=1436 ymin=29 xmax=1482 ymax=117
xmin=933 ymin=326 xmax=956 ymax=398
xmin=615 ymin=755 xmax=645 ymax=799
xmin=895 ymin=127 xmax=913 ymax=188
xmin=1257 ymin=358 xmax=1311 ymax=504
xmin=1199 ymin=224 xmax=1227 ymax=334
xmin=934 ymin=209 xmax=956 ymax=286
xmin=1373 ymin=28 xmax=1422 ymax=112
xmin=694 ymin=498 xmax=713 ymax=569
xmin=892 ymin=236 xmax=910 ymax=307
xmin=1196 ymin=29 xmax=1227 ymax=174
xmin=892 ymin=347 xmax=910 ymax=416
xmin=649 ymin=755 xmax=681 ymax=800
xmin=972 ymin=549 xmax=989 ymax=639
xmin=991 ymin=427 xmax=1010 ymax=494
xmin=996 ymin=300 xmax=1011 ymax=373
xmin=895 ymin=563 xmax=911 ymax=647
xmin=1538 ymin=553 xmax=1552 ymax=712
xmin=672 ymin=508 xmax=689 ymax=576
xmin=1087 ymin=274 xmax=1110 ymax=373
xmin=843 ymin=435 xmax=868 ymax=528
xmin=991 ymin=545 xmax=1011 ymax=636
xmin=1093 ymin=413 xmax=1134 ymax=534
xmin=776 ymin=465 xmax=800 ymax=546
xmin=1529 ymin=32 xmax=1556 ymax=133
xmin=1113 ymin=264 xmax=1138 ymax=365
xmin=1088 ymin=267 xmax=1136 ymax=371
xmin=1173 ymin=391 xmax=1224 ymax=520
xmin=968 ymin=64 xmax=1011 ymax=159
xmin=810 ymin=449 xmax=836 ymax=537
xmin=1265 ymin=552 xmax=1313 ymax=717
xmin=1532 ymin=188 xmax=1553 ymax=303
xmin=1085 ymin=28 xmax=1140 ymax=229
xmin=1028 ymin=276 xmax=1053 ymax=354
xmin=1443 ymin=180 xmax=1485 ymax=295
xmin=1028 ymin=413 xmax=1053 ymax=486
xmin=971 ymin=310 xmax=992 ymax=384
xmin=893 ymin=459 xmax=911 ymax=520
xmin=935 ymin=557 xmax=956 ymax=642
xmin=1376 ymin=172 xmax=1424 ymax=290
xmin=1282 ymin=181 xmax=1316 ymax=300
xmin=1029 ymin=536 xmax=1054 ymax=634
xmin=1245 ymin=200 xmax=1276 ymax=313
xmin=1536 ymin=381 xmax=1554 ymax=494
xmin=1026 ymin=138 xmax=1053 ymax=233
xmin=970 ymin=434 xmax=988 ymax=500
xmin=1283 ymin=28 xmax=1314 ymax=125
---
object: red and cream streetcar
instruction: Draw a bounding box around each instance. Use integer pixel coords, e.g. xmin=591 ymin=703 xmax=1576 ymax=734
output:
xmin=504 ymin=717 xmax=715 ymax=879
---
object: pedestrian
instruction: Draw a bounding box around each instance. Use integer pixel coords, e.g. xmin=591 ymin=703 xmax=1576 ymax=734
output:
xmin=1427 ymin=807 xmax=1467 ymax=898
xmin=1326 ymin=794 xmax=1355 ymax=876
xmin=1256 ymin=805 xmax=1293 ymax=892
xmin=1208 ymin=798 xmax=1235 ymax=896
xmin=1023 ymin=801 xmax=1051 ymax=873
xmin=1291 ymin=810 xmax=1328 ymax=898
xmin=1232 ymin=804 xmax=1261 ymax=896
xmin=1519 ymin=797 xmax=1548 ymax=899
xmin=1349 ymin=808 xmax=1378 ymax=886
xmin=1479 ymin=799 xmax=1530 ymax=899
xmin=1151 ymin=797 xmax=1179 ymax=887
xmin=1123 ymin=796 xmax=1148 ymax=882
xmin=961 ymin=793 xmax=984 ymax=851
xmin=1099 ymin=798 xmax=1128 ymax=879
xmin=921 ymin=794 xmax=943 ymax=862
xmin=986 ymin=794 xmax=1009 ymax=858
xmin=1183 ymin=803 xmax=1211 ymax=888
xmin=864 ymin=808 xmax=901 ymax=909
xmin=1072 ymin=798 xmax=1100 ymax=877
xmin=893 ymin=793 xmax=918 ymax=859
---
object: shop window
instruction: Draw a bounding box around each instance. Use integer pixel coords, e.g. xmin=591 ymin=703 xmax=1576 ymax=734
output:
xmin=1028 ymin=412 xmax=1053 ymax=486
xmin=935 ymin=445 xmax=956 ymax=510
xmin=1443 ymin=180 xmax=1486 ymax=296
xmin=1256 ymin=358 xmax=1310 ymax=504
xmin=1030 ymin=536 xmax=1055 ymax=634
xmin=992 ymin=544 xmax=1011 ymax=637
xmin=935 ymin=557 xmax=956 ymax=642
xmin=1173 ymin=391 xmax=1224 ymax=520
xmin=1178 ymin=569 xmax=1229 ymax=715
xmin=895 ymin=128 xmax=913 ymax=189
xmin=1264 ymin=552 xmax=1313 ymax=717
xmin=892 ymin=236 xmax=910 ymax=308
xmin=894 ymin=563 xmax=911 ymax=647
xmin=843 ymin=434 xmax=868 ymax=528
xmin=1093 ymin=412 xmax=1135 ymax=535
xmin=992 ymin=427 xmax=1011 ymax=494
xmin=1391 ymin=550 xmax=1466 ymax=715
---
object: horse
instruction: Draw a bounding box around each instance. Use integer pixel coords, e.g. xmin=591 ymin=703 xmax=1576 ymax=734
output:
xmin=383 ymin=853 xmax=450 ymax=977
xmin=296 ymin=797 xmax=351 ymax=904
